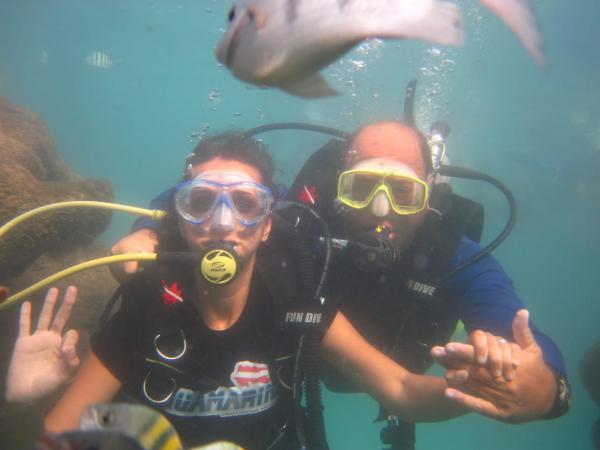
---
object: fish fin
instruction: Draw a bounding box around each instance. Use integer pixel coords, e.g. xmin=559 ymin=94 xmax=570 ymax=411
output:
xmin=479 ymin=0 xmax=546 ymax=68
xmin=279 ymin=73 xmax=338 ymax=98
xmin=358 ymin=1 xmax=464 ymax=47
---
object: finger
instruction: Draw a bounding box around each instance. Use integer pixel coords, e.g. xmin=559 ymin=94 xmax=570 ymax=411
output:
xmin=498 ymin=339 xmax=514 ymax=381
xmin=50 ymin=286 xmax=78 ymax=334
xmin=18 ymin=301 xmax=32 ymax=338
xmin=468 ymin=330 xmax=488 ymax=364
xmin=445 ymin=388 xmax=502 ymax=418
xmin=433 ymin=343 xmax=475 ymax=369
xmin=464 ymin=366 xmax=514 ymax=395
xmin=36 ymin=287 xmax=59 ymax=331
xmin=124 ymin=260 xmax=139 ymax=274
xmin=431 ymin=349 xmax=468 ymax=370
xmin=445 ymin=369 xmax=469 ymax=387
xmin=445 ymin=342 xmax=476 ymax=362
xmin=509 ymin=342 xmax=522 ymax=367
xmin=486 ymin=334 xmax=503 ymax=379
xmin=512 ymin=309 xmax=537 ymax=350
xmin=430 ymin=346 xmax=447 ymax=360
xmin=61 ymin=329 xmax=80 ymax=369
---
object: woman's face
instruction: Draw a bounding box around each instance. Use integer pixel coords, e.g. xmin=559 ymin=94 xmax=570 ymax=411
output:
xmin=178 ymin=156 xmax=272 ymax=262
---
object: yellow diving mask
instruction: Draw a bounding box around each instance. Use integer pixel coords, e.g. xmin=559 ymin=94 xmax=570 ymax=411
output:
xmin=337 ymin=169 xmax=429 ymax=215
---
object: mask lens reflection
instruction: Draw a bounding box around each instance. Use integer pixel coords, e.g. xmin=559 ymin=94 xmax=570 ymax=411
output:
xmin=188 ymin=187 xmax=218 ymax=218
xmin=386 ymin=176 xmax=418 ymax=207
xmin=349 ymin=173 xmax=380 ymax=203
xmin=230 ymin=188 xmax=261 ymax=219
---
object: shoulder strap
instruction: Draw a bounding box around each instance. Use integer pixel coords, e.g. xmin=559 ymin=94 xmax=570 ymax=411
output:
xmin=403 ymin=183 xmax=484 ymax=283
xmin=286 ymin=138 xmax=347 ymax=230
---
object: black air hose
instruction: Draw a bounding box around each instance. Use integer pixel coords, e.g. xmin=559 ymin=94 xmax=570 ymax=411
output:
xmin=276 ymin=206 xmax=330 ymax=450
xmin=303 ymin=332 xmax=328 ymax=450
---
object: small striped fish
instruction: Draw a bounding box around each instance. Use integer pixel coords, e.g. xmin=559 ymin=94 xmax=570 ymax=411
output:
xmin=79 ymin=403 xmax=245 ymax=450
xmin=84 ymin=51 xmax=118 ymax=69
xmin=80 ymin=403 xmax=182 ymax=450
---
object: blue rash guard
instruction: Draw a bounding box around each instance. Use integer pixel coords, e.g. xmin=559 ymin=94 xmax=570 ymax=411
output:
xmin=132 ymin=188 xmax=567 ymax=379
xmin=447 ymin=237 xmax=566 ymax=376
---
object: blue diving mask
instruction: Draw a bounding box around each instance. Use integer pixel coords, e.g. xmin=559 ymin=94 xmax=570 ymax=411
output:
xmin=174 ymin=172 xmax=273 ymax=229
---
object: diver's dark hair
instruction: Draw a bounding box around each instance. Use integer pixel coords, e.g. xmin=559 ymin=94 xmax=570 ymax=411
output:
xmin=159 ymin=131 xmax=277 ymax=252
xmin=184 ymin=130 xmax=276 ymax=194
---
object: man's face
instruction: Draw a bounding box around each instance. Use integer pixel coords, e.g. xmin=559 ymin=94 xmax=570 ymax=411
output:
xmin=178 ymin=157 xmax=272 ymax=262
xmin=342 ymin=158 xmax=430 ymax=253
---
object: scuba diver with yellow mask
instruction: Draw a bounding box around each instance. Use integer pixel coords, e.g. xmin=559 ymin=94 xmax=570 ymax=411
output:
xmin=3 ymin=131 xmax=501 ymax=450
xmin=109 ymin=80 xmax=570 ymax=449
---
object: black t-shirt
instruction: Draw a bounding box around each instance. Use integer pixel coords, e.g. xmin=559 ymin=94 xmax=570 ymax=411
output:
xmin=92 ymin=265 xmax=299 ymax=449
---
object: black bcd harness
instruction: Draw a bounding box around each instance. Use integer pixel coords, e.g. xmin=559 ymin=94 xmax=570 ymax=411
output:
xmin=286 ymin=138 xmax=486 ymax=450
xmin=99 ymin=215 xmax=332 ymax=450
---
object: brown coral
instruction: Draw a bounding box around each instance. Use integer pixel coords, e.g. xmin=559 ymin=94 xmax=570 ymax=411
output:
xmin=0 ymin=96 xmax=120 ymax=393
xmin=0 ymin=96 xmax=114 ymax=279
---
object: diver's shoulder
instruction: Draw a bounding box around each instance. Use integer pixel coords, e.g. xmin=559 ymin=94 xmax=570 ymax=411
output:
xmin=450 ymin=237 xmax=502 ymax=270
xmin=450 ymin=236 xmax=504 ymax=278
xmin=455 ymin=236 xmax=482 ymax=257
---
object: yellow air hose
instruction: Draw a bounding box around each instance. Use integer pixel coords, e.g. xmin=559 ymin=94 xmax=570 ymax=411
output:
xmin=0 ymin=201 xmax=167 ymax=240
xmin=0 ymin=201 xmax=168 ymax=310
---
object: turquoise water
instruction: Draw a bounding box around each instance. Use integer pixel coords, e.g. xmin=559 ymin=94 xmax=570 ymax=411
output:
xmin=1 ymin=1 xmax=599 ymax=448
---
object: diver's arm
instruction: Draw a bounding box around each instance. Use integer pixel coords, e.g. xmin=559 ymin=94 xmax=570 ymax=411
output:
xmin=44 ymin=351 xmax=122 ymax=432
xmin=109 ymin=188 xmax=173 ymax=281
xmin=131 ymin=187 xmax=176 ymax=232
xmin=320 ymin=312 xmax=468 ymax=422
xmin=440 ymin=239 xmax=568 ymax=421
xmin=448 ymin=238 xmax=567 ymax=377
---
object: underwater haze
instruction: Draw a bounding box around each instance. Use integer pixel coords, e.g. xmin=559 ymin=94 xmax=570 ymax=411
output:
xmin=1 ymin=0 xmax=599 ymax=449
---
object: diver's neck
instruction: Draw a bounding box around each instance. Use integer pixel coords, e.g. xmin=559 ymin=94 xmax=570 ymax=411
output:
xmin=194 ymin=254 xmax=256 ymax=331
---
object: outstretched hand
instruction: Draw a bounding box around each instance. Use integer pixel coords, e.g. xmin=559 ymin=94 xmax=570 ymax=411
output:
xmin=5 ymin=286 xmax=80 ymax=403
xmin=431 ymin=310 xmax=556 ymax=423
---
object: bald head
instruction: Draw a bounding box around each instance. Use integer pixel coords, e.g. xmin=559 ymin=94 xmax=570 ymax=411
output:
xmin=347 ymin=121 xmax=428 ymax=178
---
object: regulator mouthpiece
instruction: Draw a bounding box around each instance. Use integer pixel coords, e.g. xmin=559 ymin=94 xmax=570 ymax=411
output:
xmin=199 ymin=242 xmax=241 ymax=285
xmin=349 ymin=226 xmax=397 ymax=273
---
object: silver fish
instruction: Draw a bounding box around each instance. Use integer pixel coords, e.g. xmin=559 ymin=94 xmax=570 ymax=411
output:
xmin=79 ymin=403 xmax=183 ymax=450
xmin=216 ymin=0 xmax=464 ymax=98
xmin=84 ymin=51 xmax=119 ymax=69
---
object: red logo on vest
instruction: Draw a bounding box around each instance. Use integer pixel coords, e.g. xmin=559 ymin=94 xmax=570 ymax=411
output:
xmin=230 ymin=361 xmax=271 ymax=387
xmin=162 ymin=281 xmax=183 ymax=306
xmin=298 ymin=184 xmax=318 ymax=205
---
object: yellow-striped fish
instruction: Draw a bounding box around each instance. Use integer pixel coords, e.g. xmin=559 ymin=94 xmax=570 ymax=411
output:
xmin=79 ymin=403 xmax=183 ymax=450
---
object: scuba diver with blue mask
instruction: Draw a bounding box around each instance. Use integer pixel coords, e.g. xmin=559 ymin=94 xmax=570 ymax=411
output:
xmin=21 ymin=131 xmax=496 ymax=450
xmin=41 ymin=136 xmax=313 ymax=449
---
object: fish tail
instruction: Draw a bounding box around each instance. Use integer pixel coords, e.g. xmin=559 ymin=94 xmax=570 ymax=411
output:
xmin=139 ymin=414 xmax=182 ymax=450
xmin=397 ymin=1 xmax=464 ymax=47
xmin=480 ymin=0 xmax=546 ymax=67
